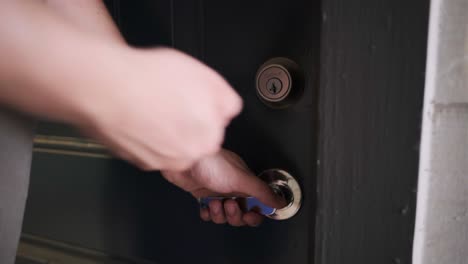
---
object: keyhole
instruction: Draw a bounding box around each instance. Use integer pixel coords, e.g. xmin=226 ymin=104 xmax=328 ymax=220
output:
xmin=266 ymin=78 xmax=282 ymax=95
xmin=269 ymin=82 xmax=278 ymax=94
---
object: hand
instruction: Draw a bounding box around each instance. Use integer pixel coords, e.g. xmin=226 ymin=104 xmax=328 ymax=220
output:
xmin=82 ymin=48 xmax=243 ymax=171
xmin=0 ymin=2 xmax=243 ymax=172
xmin=162 ymin=149 xmax=286 ymax=226
xmin=50 ymin=2 xmax=244 ymax=172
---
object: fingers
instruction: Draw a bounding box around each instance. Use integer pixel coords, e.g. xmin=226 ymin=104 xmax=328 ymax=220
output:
xmin=206 ymin=73 xmax=243 ymax=125
xmin=200 ymin=208 xmax=210 ymax=222
xmin=208 ymin=199 xmax=226 ymax=224
xmin=224 ymin=199 xmax=244 ymax=226
xmin=232 ymin=174 xmax=287 ymax=209
xmin=219 ymin=150 xmax=287 ymax=209
xmin=201 ymin=199 xmax=265 ymax=227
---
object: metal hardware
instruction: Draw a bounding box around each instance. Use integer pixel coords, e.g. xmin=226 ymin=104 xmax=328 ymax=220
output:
xmin=258 ymin=169 xmax=302 ymax=220
xmin=198 ymin=169 xmax=302 ymax=220
xmin=255 ymin=57 xmax=304 ymax=108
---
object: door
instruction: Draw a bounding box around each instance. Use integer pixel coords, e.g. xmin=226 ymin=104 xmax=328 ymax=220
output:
xmin=19 ymin=1 xmax=319 ymax=264
xmin=18 ymin=1 xmax=429 ymax=264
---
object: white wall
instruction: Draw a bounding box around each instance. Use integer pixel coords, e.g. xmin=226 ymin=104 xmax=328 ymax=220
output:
xmin=413 ymin=0 xmax=468 ymax=263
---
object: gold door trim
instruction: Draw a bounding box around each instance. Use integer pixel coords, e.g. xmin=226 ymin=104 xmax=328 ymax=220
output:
xmin=33 ymin=135 xmax=112 ymax=159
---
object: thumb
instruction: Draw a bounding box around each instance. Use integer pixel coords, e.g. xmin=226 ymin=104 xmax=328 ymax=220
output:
xmin=231 ymin=172 xmax=287 ymax=209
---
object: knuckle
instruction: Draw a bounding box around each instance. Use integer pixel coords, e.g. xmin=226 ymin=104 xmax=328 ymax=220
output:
xmin=204 ymin=129 xmax=224 ymax=155
xmin=223 ymin=92 xmax=243 ymax=117
xmin=232 ymin=94 xmax=244 ymax=114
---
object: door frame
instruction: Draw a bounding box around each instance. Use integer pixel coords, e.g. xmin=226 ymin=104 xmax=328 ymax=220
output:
xmin=315 ymin=0 xmax=429 ymax=263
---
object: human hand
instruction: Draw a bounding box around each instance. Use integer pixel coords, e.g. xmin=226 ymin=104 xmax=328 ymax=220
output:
xmin=81 ymin=48 xmax=243 ymax=171
xmin=46 ymin=3 xmax=243 ymax=172
xmin=0 ymin=1 xmax=242 ymax=172
xmin=162 ymin=149 xmax=286 ymax=226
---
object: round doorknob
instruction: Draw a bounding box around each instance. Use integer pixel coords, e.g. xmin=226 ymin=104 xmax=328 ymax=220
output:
xmin=198 ymin=169 xmax=302 ymax=220
xmin=258 ymin=169 xmax=302 ymax=220
xmin=255 ymin=57 xmax=304 ymax=108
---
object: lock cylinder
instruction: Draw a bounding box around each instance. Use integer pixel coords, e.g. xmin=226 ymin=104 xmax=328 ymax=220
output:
xmin=255 ymin=57 xmax=304 ymax=108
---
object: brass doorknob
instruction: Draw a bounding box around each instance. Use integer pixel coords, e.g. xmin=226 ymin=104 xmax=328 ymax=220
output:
xmin=199 ymin=169 xmax=302 ymax=220
xmin=255 ymin=57 xmax=304 ymax=108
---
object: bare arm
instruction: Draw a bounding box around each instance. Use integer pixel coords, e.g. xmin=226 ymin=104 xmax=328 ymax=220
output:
xmin=44 ymin=0 xmax=124 ymax=43
xmin=0 ymin=0 xmax=128 ymax=123
xmin=0 ymin=1 xmax=283 ymax=227
xmin=0 ymin=0 xmax=243 ymax=171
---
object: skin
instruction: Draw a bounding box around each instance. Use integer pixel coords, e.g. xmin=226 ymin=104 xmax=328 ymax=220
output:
xmin=0 ymin=0 xmax=285 ymax=226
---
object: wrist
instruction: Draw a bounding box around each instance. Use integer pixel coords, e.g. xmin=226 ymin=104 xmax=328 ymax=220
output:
xmin=64 ymin=44 xmax=136 ymax=130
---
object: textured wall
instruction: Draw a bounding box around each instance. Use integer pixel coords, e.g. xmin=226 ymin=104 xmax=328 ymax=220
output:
xmin=413 ymin=0 xmax=468 ymax=263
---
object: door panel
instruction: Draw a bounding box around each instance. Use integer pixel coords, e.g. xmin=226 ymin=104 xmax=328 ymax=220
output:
xmin=22 ymin=1 xmax=320 ymax=264
xmin=315 ymin=0 xmax=428 ymax=263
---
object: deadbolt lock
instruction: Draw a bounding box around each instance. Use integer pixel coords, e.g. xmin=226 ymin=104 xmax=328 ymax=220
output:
xmin=255 ymin=57 xmax=304 ymax=108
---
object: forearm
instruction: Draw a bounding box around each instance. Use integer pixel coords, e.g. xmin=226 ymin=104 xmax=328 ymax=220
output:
xmin=45 ymin=0 xmax=125 ymax=43
xmin=0 ymin=1 xmax=128 ymax=125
